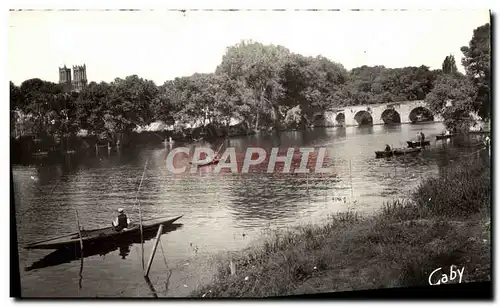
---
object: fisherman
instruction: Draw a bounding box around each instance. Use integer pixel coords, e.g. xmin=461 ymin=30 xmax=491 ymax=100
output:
xmin=112 ymin=208 xmax=131 ymax=231
xmin=485 ymin=135 xmax=491 ymax=156
xmin=420 ymin=131 xmax=426 ymax=143
xmin=416 ymin=132 xmax=422 ymax=143
xmin=385 ymin=144 xmax=392 ymax=152
xmin=484 ymin=135 xmax=491 ymax=147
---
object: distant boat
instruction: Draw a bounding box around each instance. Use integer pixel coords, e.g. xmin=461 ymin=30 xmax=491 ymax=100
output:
xmin=375 ymin=147 xmax=422 ymax=158
xmin=32 ymin=151 xmax=49 ymax=157
xmin=24 ymin=215 xmax=183 ymax=250
xmin=189 ymin=157 xmax=220 ymax=167
xmin=436 ymin=134 xmax=455 ymax=140
xmin=407 ymin=140 xmax=430 ymax=148
xmin=468 ymin=130 xmax=490 ymax=135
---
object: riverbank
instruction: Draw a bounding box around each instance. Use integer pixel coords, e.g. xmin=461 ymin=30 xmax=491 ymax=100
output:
xmin=189 ymin=150 xmax=491 ymax=298
xmin=10 ymin=121 xmax=257 ymax=163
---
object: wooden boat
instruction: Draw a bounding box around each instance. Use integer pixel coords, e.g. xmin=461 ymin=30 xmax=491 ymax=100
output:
xmin=32 ymin=151 xmax=49 ymax=157
xmin=406 ymin=140 xmax=430 ymax=148
xmin=468 ymin=130 xmax=490 ymax=135
xmin=375 ymin=147 xmax=422 ymax=158
xmin=436 ymin=134 xmax=455 ymax=140
xmin=24 ymin=223 xmax=183 ymax=272
xmin=189 ymin=158 xmax=220 ymax=167
xmin=24 ymin=215 xmax=183 ymax=250
xmin=456 ymin=142 xmax=485 ymax=148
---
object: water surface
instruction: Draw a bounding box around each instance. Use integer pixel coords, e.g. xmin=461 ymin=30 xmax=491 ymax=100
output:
xmin=13 ymin=123 xmax=485 ymax=297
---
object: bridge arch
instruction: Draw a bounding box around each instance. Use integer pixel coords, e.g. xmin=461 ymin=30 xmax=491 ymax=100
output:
xmin=409 ymin=106 xmax=434 ymax=123
xmin=381 ymin=109 xmax=401 ymax=124
xmin=312 ymin=113 xmax=325 ymax=126
xmin=354 ymin=110 xmax=373 ymax=126
xmin=335 ymin=113 xmax=345 ymax=126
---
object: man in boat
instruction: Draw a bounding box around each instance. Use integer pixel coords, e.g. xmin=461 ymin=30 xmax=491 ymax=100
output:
xmin=112 ymin=208 xmax=131 ymax=231
xmin=416 ymin=132 xmax=421 ymax=143
xmin=385 ymin=144 xmax=392 ymax=152
xmin=484 ymin=135 xmax=491 ymax=147
xmin=420 ymin=132 xmax=426 ymax=143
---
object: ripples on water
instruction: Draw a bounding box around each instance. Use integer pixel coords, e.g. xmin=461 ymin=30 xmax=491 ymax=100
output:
xmin=13 ymin=123 xmax=486 ymax=297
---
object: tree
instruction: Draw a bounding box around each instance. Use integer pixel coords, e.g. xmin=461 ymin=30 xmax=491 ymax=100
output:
xmin=283 ymin=105 xmax=303 ymax=129
xmin=17 ymin=78 xmax=65 ymax=137
xmin=344 ymin=65 xmax=438 ymax=105
xmin=153 ymin=81 xmax=176 ymax=126
xmin=460 ymin=23 xmax=491 ymax=120
xmin=10 ymin=82 xmax=23 ymax=137
xmin=10 ymin=82 xmax=22 ymax=111
xmin=108 ymin=75 xmax=159 ymax=130
xmin=425 ymin=74 xmax=477 ymax=131
xmin=216 ymin=40 xmax=292 ymax=130
xmin=281 ymin=54 xmax=349 ymax=126
xmin=75 ymin=81 xmax=112 ymax=138
xmin=442 ymin=55 xmax=458 ymax=75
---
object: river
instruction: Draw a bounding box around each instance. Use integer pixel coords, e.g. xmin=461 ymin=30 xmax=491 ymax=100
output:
xmin=12 ymin=122 xmax=486 ymax=297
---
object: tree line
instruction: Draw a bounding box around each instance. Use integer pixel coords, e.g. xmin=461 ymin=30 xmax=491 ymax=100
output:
xmin=10 ymin=23 xmax=490 ymax=147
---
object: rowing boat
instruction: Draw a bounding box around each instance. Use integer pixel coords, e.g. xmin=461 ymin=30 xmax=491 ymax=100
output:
xmin=24 ymin=215 xmax=183 ymax=250
xmin=406 ymin=140 xmax=430 ymax=148
xmin=189 ymin=158 xmax=220 ymax=167
xmin=468 ymin=130 xmax=490 ymax=135
xmin=24 ymin=223 xmax=183 ymax=272
xmin=436 ymin=134 xmax=455 ymax=140
xmin=375 ymin=147 xmax=422 ymax=158
xmin=32 ymin=151 xmax=49 ymax=157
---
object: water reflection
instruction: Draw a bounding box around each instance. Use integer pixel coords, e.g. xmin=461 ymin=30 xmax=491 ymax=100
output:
xmin=24 ymin=223 xmax=183 ymax=272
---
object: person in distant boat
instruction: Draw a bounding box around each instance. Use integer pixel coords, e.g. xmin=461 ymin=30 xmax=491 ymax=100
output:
xmin=112 ymin=208 xmax=131 ymax=231
xmin=420 ymin=132 xmax=425 ymax=143
xmin=416 ymin=132 xmax=421 ymax=143
xmin=385 ymin=144 xmax=392 ymax=152
xmin=484 ymin=135 xmax=491 ymax=147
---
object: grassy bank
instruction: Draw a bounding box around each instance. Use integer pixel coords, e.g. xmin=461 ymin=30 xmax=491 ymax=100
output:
xmin=189 ymin=151 xmax=491 ymax=298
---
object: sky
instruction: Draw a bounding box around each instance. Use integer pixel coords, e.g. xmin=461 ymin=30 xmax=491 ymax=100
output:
xmin=8 ymin=9 xmax=491 ymax=86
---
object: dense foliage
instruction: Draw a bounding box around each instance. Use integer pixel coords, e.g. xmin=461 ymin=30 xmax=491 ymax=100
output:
xmin=11 ymin=24 xmax=490 ymax=143
xmin=426 ymin=23 xmax=491 ymax=130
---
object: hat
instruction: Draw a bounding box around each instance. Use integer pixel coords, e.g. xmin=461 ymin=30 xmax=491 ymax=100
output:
xmin=118 ymin=208 xmax=124 ymax=213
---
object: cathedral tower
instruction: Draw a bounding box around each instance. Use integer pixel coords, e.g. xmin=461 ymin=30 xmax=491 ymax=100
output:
xmin=72 ymin=64 xmax=88 ymax=92
xmin=58 ymin=65 xmax=72 ymax=92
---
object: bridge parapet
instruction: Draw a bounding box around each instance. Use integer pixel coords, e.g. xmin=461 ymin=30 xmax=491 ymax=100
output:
xmin=313 ymin=100 xmax=444 ymax=127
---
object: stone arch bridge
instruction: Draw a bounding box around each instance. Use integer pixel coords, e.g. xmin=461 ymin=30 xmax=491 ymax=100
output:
xmin=312 ymin=100 xmax=444 ymax=127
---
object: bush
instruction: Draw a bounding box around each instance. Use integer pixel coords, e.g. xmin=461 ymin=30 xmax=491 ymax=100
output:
xmin=412 ymin=154 xmax=490 ymax=218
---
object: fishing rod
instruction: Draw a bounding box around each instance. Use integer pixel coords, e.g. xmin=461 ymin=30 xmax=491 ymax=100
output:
xmin=134 ymin=158 xmax=149 ymax=272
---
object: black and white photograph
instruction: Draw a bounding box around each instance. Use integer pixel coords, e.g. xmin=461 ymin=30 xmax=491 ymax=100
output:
xmin=9 ymin=5 xmax=492 ymax=299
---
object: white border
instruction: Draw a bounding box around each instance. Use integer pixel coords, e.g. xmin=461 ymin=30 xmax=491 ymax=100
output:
xmin=2 ymin=0 xmax=498 ymax=306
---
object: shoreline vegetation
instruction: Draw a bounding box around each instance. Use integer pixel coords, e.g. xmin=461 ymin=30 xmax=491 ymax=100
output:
xmin=10 ymin=23 xmax=490 ymax=162
xmin=189 ymin=151 xmax=491 ymax=298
